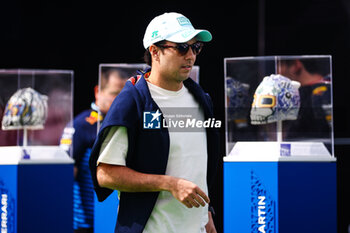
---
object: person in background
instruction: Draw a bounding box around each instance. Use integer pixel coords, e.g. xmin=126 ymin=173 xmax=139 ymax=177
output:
xmin=278 ymin=58 xmax=332 ymax=141
xmin=60 ymin=68 xmax=127 ymax=233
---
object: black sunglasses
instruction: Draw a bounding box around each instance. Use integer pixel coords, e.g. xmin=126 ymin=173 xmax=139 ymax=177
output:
xmin=157 ymin=42 xmax=203 ymax=56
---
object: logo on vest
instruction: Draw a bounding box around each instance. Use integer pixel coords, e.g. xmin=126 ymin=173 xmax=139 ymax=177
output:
xmin=143 ymin=110 xmax=162 ymax=129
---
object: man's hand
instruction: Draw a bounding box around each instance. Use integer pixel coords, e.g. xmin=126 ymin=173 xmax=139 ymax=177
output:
xmin=169 ymin=178 xmax=210 ymax=208
xmin=205 ymin=211 xmax=217 ymax=233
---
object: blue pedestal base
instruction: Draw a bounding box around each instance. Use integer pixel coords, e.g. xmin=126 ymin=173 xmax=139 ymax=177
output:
xmin=224 ymin=159 xmax=337 ymax=233
xmin=0 ymin=146 xmax=74 ymax=233
xmin=0 ymin=164 xmax=73 ymax=233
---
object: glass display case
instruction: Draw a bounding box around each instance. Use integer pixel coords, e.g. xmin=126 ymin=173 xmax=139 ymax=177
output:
xmin=224 ymin=55 xmax=334 ymax=159
xmin=223 ymin=56 xmax=336 ymax=233
xmin=0 ymin=69 xmax=73 ymax=148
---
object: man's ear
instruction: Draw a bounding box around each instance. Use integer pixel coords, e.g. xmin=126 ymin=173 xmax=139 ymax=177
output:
xmin=149 ymin=45 xmax=160 ymax=62
xmin=294 ymin=60 xmax=304 ymax=76
xmin=94 ymin=85 xmax=99 ymax=100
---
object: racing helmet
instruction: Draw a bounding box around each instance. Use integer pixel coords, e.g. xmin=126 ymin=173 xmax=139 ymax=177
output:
xmin=2 ymin=87 xmax=48 ymax=130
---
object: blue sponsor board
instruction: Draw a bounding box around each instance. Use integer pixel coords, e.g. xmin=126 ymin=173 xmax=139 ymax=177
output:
xmin=0 ymin=163 xmax=73 ymax=233
xmin=224 ymin=160 xmax=336 ymax=233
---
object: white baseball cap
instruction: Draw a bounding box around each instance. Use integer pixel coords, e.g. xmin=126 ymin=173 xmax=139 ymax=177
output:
xmin=143 ymin=12 xmax=212 ymax=49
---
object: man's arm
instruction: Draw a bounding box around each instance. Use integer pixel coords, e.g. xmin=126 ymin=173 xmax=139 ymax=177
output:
xmin=97 ymin=163 xmax=210 ymax=208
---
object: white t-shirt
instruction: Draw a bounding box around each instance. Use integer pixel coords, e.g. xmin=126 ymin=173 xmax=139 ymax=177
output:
xmin=98 ymin=81 xmax=209 ymax=233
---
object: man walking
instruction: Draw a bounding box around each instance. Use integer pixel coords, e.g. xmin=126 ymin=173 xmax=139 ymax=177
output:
xmin=90 ymin=12 xmax=220 ymax=233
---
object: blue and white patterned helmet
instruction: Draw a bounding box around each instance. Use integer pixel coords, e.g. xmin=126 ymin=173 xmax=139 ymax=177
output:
xmin=250 ymin=74 xmax=301 ymax=125
xmin=2 ymin=87 xmax=48 ymax=130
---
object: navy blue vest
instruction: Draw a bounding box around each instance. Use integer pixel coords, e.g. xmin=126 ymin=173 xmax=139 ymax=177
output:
xmin=89 ymin=73 xmax=220 ymax=233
